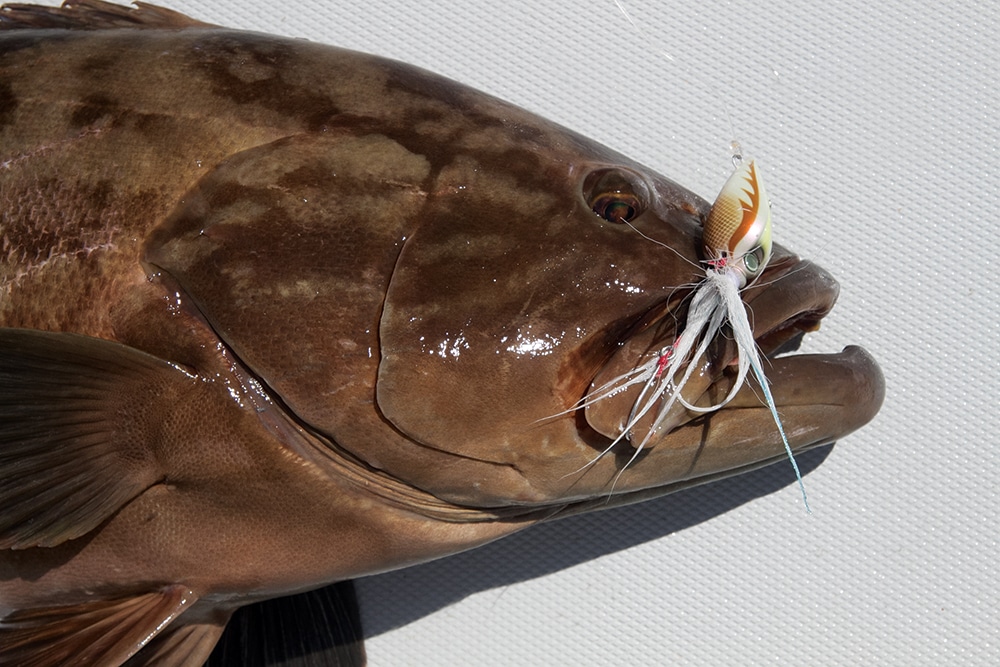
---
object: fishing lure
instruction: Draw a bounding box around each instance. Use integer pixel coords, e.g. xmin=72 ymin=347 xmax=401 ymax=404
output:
xmin=587 ymin=160 xmax=810 ymax=510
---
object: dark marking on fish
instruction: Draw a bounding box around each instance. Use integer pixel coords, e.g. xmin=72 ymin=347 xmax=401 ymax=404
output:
xmin=191 ymin=34 xmax=343 ymax=133
xmin=69 ymin=92 xmax=117 ymax=127
xmin=0 ymin=79 xmax=16 ymax=126
xmin=0 ymin=3 xmax=884 ymax=665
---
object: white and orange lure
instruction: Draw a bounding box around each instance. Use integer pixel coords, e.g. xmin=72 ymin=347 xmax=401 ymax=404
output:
xmin=589 ymin=160 xmax=809 ymax=510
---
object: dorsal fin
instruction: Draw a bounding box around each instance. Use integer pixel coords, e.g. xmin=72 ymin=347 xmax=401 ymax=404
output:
xmin=0 ymin=1 xmax=210 ymax=31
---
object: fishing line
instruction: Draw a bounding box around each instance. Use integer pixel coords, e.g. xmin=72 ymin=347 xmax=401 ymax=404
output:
xmin=581 ymin=2 xmax=812 ymax=509
xmin=606 ymin=161 xmax=811 ymax=510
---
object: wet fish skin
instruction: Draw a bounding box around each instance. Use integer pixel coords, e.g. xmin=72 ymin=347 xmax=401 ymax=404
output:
xmin=0 ymin=2 xmax=884 ymax=664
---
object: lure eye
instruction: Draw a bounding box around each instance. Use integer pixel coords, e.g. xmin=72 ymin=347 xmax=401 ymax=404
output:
xmin=582 ymin=167 xmax=649 ymax=224
xmin=744 ymin=248 xmax=762 ymax=273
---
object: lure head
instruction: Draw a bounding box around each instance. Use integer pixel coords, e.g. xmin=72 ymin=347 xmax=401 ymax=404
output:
xmin=703 ymin=160 xmax=773 ymax=287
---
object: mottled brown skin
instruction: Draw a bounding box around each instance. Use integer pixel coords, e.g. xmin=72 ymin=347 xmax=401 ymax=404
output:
xmin=0 ymin=2 xmax=884 ymax=664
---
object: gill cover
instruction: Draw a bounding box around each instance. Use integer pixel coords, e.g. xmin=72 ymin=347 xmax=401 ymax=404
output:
xmin=703 ymin=160 xmax=772 ymax=287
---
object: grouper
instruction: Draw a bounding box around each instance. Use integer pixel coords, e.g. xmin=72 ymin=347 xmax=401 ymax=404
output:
xmin=0 ymin=2 xmax=884 ymax=664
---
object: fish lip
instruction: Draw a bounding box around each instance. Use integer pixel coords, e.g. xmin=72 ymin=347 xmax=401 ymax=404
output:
xmin=582 ymin=255 xmax=863 ymax=444
xmin=739 ymin=256 xmax=840 ymax=357
xmin=560 ymin=345 xmax=884 ymax=516
xmin=724 ymin=344 xmax=884 ymax=418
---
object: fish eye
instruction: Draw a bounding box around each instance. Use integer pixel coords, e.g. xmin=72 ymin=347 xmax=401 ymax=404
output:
xmin=582 ymin=167 xmax=648 ymax=224
xmin=591 ymin=194 xmax=639 ymax=223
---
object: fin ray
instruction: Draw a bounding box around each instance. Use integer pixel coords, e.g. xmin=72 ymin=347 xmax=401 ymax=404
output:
xmin=207 ymin=582 xmax=367 ymax=667
xmin=0 ymin=328 xmax=198 ymax=548
xmin=0 ymin=1 xmax=209 ymax=31
xmin=0 ymin=585 xmax=196 ymax=667
xmin=125 ymin=613 xmax=229 ymax=666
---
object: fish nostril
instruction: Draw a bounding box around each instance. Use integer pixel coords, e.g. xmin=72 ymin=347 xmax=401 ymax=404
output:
xmin=582 ymin=167 xmax=649 ymax=224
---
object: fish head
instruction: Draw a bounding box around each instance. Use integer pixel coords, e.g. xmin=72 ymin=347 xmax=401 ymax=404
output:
xmin=373 ymin=145 xmax=884 ymax=510
xmin=145 ymin=47 xmax=884 ymax=515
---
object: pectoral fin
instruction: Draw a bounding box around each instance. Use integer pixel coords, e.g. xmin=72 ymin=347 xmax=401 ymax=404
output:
xmin=0 ymin=585 xmax=197 ymax=667
xmin=0 ymin=328 xmax=197 ymax=549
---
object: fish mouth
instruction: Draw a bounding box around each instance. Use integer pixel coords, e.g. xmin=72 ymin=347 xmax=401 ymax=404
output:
xmin=582 ymin=254 xmax=884 ymax=458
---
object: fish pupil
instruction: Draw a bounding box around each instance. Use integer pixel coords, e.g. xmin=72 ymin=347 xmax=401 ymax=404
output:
xmin=593 ymin=195 xmax=638 ymax=223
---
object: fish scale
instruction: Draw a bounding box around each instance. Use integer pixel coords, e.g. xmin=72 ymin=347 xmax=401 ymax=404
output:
xmin=0 ymin=2 xmax=883 ymax=664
